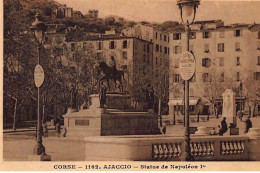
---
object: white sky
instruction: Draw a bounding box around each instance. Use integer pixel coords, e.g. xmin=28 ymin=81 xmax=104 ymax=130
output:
xmin=56 ymin=0 xmax=260 ymax=25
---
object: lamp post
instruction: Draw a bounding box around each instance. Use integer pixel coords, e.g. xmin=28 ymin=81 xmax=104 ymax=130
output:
xmin=176 ymin=0 xmax=200 ymax=161
xmin=30 ymin=12 xmax=48 ymax=157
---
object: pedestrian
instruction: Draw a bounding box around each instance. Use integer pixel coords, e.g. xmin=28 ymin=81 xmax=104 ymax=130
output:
xmin=55 ymin=121 xmax=61 ymax=137
xmin=245 ymin=116 xmax=252 ymax=133
xmin=219 ymin=117 xmax=228 ymax=135
xmin=43 ymin=122 xmax=48 ymax=138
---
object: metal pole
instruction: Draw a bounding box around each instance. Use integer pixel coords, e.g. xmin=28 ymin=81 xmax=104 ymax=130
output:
xmin=182 ymin=25 xmax=192 ymax=161
xmin=35 ymin=44 xmax=44 ymax=155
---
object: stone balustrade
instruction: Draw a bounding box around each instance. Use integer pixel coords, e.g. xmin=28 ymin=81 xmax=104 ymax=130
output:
xmin=151 ymin=136 xmax=248 ymax=161
xmin=85 ymin=135 xmax=250 ymax=161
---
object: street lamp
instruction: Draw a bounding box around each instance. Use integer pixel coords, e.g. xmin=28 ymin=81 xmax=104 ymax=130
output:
xmin=30 ymin=12 xmax=48 ymax=157
xmin=176 ymin=0 xmax=200 ymax=161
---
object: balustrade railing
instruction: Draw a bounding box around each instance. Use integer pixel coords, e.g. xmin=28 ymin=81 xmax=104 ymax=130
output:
xmin=152 ymin=136 xmax=249 ymax=161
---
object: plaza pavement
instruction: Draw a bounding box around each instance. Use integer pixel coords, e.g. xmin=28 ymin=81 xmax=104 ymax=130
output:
xmin=3 ymin=116 xmax=259 ymax=161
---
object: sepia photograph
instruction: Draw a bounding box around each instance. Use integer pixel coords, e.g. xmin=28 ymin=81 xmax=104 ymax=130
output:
xmin=2 ymin=0 xmax=260 ymax=170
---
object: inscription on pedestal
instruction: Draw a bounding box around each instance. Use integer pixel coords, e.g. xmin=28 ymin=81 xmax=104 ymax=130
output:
xmin=75 ymin=120 xmax=89 ymax=126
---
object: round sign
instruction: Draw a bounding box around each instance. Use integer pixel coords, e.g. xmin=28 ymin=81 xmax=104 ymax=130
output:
xmin=179 ymin=51 xmax=196 ymax=80
xmin=34 ymin=65 xmax=45 ymax=88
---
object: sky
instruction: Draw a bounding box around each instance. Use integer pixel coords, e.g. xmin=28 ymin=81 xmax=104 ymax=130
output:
xmin=56 ymin=0 xmax=260 ymax=25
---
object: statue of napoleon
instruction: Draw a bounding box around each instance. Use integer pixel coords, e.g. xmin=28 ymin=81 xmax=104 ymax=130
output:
xmin=98 ymin=56 xmax=124 ymax=92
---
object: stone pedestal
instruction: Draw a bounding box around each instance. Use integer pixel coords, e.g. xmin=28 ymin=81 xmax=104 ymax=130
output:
xmin=63 ymin=94 xmax=160 ymax=138
xmin=194 ymin=127 xmax=209 ymax=136
xmin=248 ymin=128 xmax=260 ymax=161
xmin=28 ymin=154 xmax=51 ymax=161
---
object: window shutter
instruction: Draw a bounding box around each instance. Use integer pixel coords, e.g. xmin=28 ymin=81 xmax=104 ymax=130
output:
xmin=114 ymin=41 xmax=117 ymax=49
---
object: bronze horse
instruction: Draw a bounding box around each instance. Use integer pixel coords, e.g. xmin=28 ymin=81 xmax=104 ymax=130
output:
xmin=98 ymin=62 xmax=124 ymax=92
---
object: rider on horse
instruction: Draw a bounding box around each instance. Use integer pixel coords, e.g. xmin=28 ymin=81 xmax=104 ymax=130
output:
xmin=108 ymin=56 xmax=117 ymax=73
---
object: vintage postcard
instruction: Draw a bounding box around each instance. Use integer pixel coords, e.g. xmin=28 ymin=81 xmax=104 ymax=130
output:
xmin=1 ymin=0 xmax=260 ymax=171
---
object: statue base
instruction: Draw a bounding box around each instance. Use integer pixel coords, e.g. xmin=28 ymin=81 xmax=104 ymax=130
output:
xmin=63 ymin=94 xmax=160 ymax=138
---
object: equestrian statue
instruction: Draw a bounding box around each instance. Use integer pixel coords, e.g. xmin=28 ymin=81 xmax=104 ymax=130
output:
xmin=98 ymin=56 xmax=124 ymax=92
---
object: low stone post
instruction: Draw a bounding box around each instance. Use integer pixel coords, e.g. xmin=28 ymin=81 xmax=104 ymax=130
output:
xmin=248 ymin=128 xmax=260 ymax=161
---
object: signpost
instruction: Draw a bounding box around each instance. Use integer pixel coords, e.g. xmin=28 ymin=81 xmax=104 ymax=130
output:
xmin=179 ymin=51 xmax=196 ymax=81
xmin=34 ymin=64 xmax=45 ymax=88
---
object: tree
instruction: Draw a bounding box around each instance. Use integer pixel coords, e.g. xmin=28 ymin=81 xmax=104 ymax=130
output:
xmin=4 ymin=0 xmax=38 ymax=130
xmin=241 ymin=71 xmax=260 ymax=117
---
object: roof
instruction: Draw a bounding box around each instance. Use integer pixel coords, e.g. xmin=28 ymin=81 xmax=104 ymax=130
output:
xmin=193 ymin=20 xmax=222 ymax=24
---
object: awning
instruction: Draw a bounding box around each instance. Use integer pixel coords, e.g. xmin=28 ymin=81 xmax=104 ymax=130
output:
xmin=168 ymin=98 xmax=199 ymax=106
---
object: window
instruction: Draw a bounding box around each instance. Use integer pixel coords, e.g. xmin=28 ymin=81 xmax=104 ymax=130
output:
xmin=219 ymin=57 xmax=224 ymax=66
xmin=156 ymin=44 xmax=159 ymax=52
xmin=173 ymin=59 xmax=179 ymax=68
xmin=258 ymin=56 xmax=260 ymax=65
xmin=147 ymin=56 xmax=150 ymax=64
xmin=174 ymin=46 xmax=182 ymax=54
xmin=235 ymin=42 xmax=240 ymax=51
xmin=147 ymin=44 xmax=150 ymax=53
xmin=219 ymin=31 xmax=225 ymax=38
xmin=218 ymin=43 xmax=224 ymax=52
xmin=254 ymin=72 xmax=260 ymax=80
xmin=236 ymin=57 xmax=240 ymax=66
xmin=204 ymin=44 xmax=209 ymax=53
xmin=173 ymin=33 xmax=181 ymax=40
xmin=160 ymin=34 xmax=162 ymax=40
xmin=174 ymin=74 xmax=180 ymax=83
xmin=234 ymin=30 xmax=241 ymax=37
xmin=203 ymin=31 xmax=210 ymax=38
xmin=164 ymin=47 xmax=167 ymax=54
xmin=156 ymin=32 xmax=158 ymax=39
xmin=190 ymin=74 xmax=196 ymax=82
xmin=97 ymin=42 xmax=102 ymax=50
xmin=220 ymin=72 xmax=224 ymax=82
xmin=190 ymin=32 xmax=196 ymax=39
xmin=236 ymin=72 xmax=240 ymax=81
xmin=122 ymin=51 xmax=127 ymax=59
xmin=110 ymin=41 xmax=115 ymax=49
xmin=202 ymin=58 xmax=211 ymax=67
xmin=156 ymin=57 xmax=158 ymax=65
xmin=160 ymin=58 xmax=162 ymax=65
xmin=164 ymin=35 xmax=167 ymax=41
xmin=160 ymin=46 xmax=162 ymax=52
xmin=122 ymin=40 xmax=127 ymax=48
xmin=168 ymin=36 xmax=170 ymax=42
xmin=83 ymin=42 xmax=87 ymax=50
xmin=168 ymin=47 xmax=170 ymax=55
xmin=258 ymin=31 xmax=260 ymax=39
xmin=202 ymin=73 xmax=211 ymax=82
xmin=71 ymin=43 xmax=75 ymax=51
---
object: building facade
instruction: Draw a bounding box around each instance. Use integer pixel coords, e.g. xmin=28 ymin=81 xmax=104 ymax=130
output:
xmin=168 ymin=20 xmax=260 ymax=117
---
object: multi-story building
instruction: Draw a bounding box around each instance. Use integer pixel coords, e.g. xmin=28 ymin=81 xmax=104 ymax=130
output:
xmin=168 ymin=20 xmax=260 ymax=116
xmin=122 ymin=24 xmax=170 ymax=114
xmin=65 ymin=33 xmax=153 ymax=109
